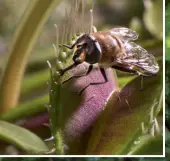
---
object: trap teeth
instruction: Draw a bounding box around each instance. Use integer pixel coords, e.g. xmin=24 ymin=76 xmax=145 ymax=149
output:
xmin=56 ymin=60 xmax=64 ymax=69
xmin=45 ymin=147 xmax=56 ymax=154
xmin=58 ymin=70 xmax=64 ymax=76
xmin=62 ymin=46 xmax=70 ymax=52
xmin=56 ymin=71 xmax=61 ymax=76
xmin=44 ymin=136 xmax=54 ymax=142
xmin=71 ymin=40 xmax=76 ymax=44
xmin=59 ymin=52 xmax=67 ymax=60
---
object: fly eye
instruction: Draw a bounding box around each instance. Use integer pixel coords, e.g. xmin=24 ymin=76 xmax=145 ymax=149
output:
xmin=77 ymin=44 xmax=82 ymax=48
xmin=77 ymin=49 xmax=81 ymax=54
xmin=76 ymin=48 xmax=82 ymax=55
xmin=82 ymin=43 xmax=87 ymax=47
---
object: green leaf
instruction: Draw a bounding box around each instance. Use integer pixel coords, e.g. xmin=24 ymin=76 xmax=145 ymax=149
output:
xmin=118 ymin=76 xmax=135 ymax=88
xmin=128 ymin=134 xmax=163 ymax=155
xmin=87 ymin=72 xmax=162 ymax=155
xmin=0 ymin=121 xmax=49 ymax=153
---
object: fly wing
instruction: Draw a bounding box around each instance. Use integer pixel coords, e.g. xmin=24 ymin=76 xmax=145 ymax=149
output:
xmin=109 ymin=27 xmax=139 ymax=42
xmin=114 ymin=42 xmax=159 ymax=76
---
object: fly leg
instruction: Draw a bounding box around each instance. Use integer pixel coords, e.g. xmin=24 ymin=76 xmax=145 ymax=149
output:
xmin=59 ymin=62 xmax=77 ymax=76
xmin=112 ymin=65 xmax=145 ymax=91
xmin=78 ymin=67 xmax=108 ymax=95
xmin=62 ymin=44 xmax=74 ymax=49
xmin=61 ymin=64 xmax=93 ymax=84
xmin=59 ymin=42 xmax=76 ymax=49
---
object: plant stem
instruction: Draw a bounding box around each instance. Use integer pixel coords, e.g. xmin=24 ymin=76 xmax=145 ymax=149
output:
xmin=0 ymin=0 xmax=61 ymax=113
xmin=0 ymin=94 xmax=48 ymax=122
xmin=55 ymin=129 xmax=64 ymax=154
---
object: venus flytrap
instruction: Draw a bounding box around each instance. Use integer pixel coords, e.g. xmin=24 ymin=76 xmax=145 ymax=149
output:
xmin=46 ymin=1 xmax=87 ymax=154
xmin=47 ymin=25 xmax=91 ymax=153
xmin=47 ymin=61 xmax=63 ymax=154
xmin=86 ymin=71 xmax=162 ymax=155
xmin=45 ymin=0 xmax=162 ymax=155
xmin=47 ymin=37 xmax=82 ymax=154
xmin=45 ymin=1 xmax=119 ymax=155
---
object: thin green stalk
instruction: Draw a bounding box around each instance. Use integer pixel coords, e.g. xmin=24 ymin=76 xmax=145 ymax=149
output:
xmin=0 ymin=47 xmax=55 ymax=71
xmin=55 ymin=129 xmax=64 ymax=154
xmin=0 ymin=94 xmax=48 ymax=122
xmin=0 ymin=0 xmax=61 ymax=113
xmin=21 ymin=69 xmax=49 ymax=97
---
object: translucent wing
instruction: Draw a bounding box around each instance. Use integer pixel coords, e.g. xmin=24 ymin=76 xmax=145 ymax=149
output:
xmin=109 ymin=27 xmax=139 ymax=42
xmin=114 ymin=42 xmax=159 ymax=76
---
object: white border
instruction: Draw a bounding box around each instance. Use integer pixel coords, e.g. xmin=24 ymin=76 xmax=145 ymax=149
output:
xmin=163 ymin=0 xmax=165 ymax=157
xmin=0 ymin=155 xmax=165 ymax=158
xmin=0 ymin=0 xmax=165 ymax=158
